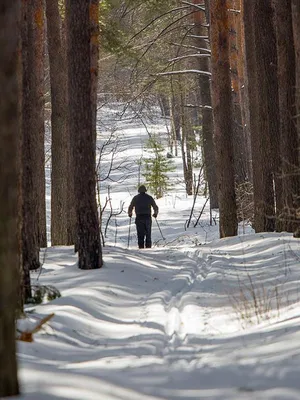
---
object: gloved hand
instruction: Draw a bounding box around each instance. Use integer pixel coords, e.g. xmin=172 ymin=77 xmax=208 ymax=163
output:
xmin=128 ymin=213 xmax=132 ymax=218
xmin=152 ymin=213 xmax=157 ymax=218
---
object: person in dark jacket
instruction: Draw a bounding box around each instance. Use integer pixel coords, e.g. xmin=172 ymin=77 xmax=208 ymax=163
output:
xmin=128 ymin=185 xmax=159 ymax=249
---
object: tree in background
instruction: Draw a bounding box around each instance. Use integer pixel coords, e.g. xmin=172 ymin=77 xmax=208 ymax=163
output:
xmin=34 ymin=0 xmax=47 ymax=247
xmin=46 ymin=0 xmax=70 ymax=245
xmin=193 ymin=0 xmax=218 ymax=209
xmin=21 ymin=0 xmax=42 ymax=281
xmin=0 ymin=1 xmax=20 ymax=395
xmin=292 ymin=0 xmax=300 ymax=149
xmin=243 ymin=0 xmax=279 ymax=233
xmin=23 ymin=0 xmax=46 ymax=247
xmin=66 ymin=0 xmax=103 ymax=269
xmin=210 ymin=0 xmax=237 ymax=237
xmin=143 ymin=136 xmax=175 ymax=199
xmin=227 ymin=0 xmax=249 ymax=186
xmin=273 ymin=0 xmax=300 ymax=233
xmin=90 ymin=0 xmax=100 ymax=146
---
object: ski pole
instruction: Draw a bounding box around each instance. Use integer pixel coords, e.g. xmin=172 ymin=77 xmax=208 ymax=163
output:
xmin=155 ymin=218 xmax=165 ymax=241
xmin=127 ymin=217 xmax=132 ymax=248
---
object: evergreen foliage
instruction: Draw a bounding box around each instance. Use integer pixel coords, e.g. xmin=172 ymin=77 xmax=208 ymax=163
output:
xmin=143 ymin=135 xmax=175 ymax=198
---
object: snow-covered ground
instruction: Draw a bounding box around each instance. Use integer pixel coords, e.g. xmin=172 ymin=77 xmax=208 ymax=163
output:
xmin=14 ymin=105 xmax=300 ymax=399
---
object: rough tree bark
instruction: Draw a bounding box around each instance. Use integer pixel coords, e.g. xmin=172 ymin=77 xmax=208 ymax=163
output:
xmin=0 ymin=1 xmax=21 ymax=395
xmin=292 ymin=0 xmax=300 ymax=149
xmin=32 ymin=0 xmax=46 ymax=247
xmin=66 ymin=0 xmax=103 ymax=269
xmin=16 ymin=0 xmax=25 ymax=312
xmin=193 ymin=0 xmax=218 ymax=208
xmin=21 ymin=0 xmax=41 ymax=278
xmin=273 ymin=0 xmax=300 ymax=232
xmin=292 ymin=0 xmax=300 ymax=146
xmin=210 ymin=0 xmax=237 ymax=237
xmin=243 ymin=0 xmax=279 ymax=232
xmin=90 ymin=0 xmax=99 ymax=146
xmin=170 ymin=94 xmax=180 ymax=156
xmin=179 ymin=89 xmax=193 ymax=196
xmin=46 ymin=0 xmax=70 ymax=245
xmin=238 ymin=0 xmax=252 ymax=182
xmin=228 ymin=0 xmax=250 ymax=184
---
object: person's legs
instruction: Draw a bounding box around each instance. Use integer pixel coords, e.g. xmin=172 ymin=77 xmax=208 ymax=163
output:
xmin=145 ymin=218 xmax=152 ymax=248
xmin=136 ymin=218 xmax=146 ymax=248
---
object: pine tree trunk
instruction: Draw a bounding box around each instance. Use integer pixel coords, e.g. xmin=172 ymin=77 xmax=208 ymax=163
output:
xmin=210 ymin=0 xmax=237 ymax=237
xmin=0 ymin=1 xmax=20 ymax=395
xmin=16 ymin=2 xmax=25 ymax=313
xmin=273 ymin=0 xmax=300 ymax=232
xmin=60 ymin=14 xmax=76 ymax=246
xmin=21 ymin=0 xmax=41 ymax=277
xmin=66 ymin=0 xmax=103 ymax=269
xmin=292 ymin=0 xmax=300 ymax=149
xmin=32 ymin=0 xmax=46 ymax=247
xmin=193 ymin=0 xmax=218 ymax=209
xmin=228 ymin=0 xmax=249 ymax=185
xmin=238 ymin=0 xmax=252 ymax=182
xmin=179 ymin=91 xmax=193 ymax=195
xmin=46 ymin=0 xmax=70 ymax=245
xmin=185 ymin=128 xmax=194 ymax=196
xmin=90 ymin=0 xmax=99 ymax=146
xmin=243 ymin=0 xmax=279 ymax=232
xmin=170 ymin=94 xmax=180 ymax=156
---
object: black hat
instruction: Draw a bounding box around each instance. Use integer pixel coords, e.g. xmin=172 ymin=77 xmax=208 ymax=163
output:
xmin=138 ymin=185 xmax=147 ymax=193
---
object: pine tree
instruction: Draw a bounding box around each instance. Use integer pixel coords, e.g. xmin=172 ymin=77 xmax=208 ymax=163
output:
xmin=66 ymin=0 xmax=103 ymax=269
xmin=46 ymin=0 xmax=70 ymax=245
xmin=210 ymin=0 xmax=237 ymax=237
xmin=0 ymin=0 xmax=20 ymax=395
xmin=143 ymin=136 xmax=175 ymax=199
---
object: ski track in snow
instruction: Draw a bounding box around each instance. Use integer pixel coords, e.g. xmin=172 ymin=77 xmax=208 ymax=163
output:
xmin=17 ymin=244 xmax=222 ymax=400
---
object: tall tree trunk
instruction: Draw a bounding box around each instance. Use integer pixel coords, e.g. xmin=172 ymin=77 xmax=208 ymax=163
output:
xmin=238 ymin=0 xmax=252 ymax=182
xmin=16 ymin=1 xmax=25 ymax=313
xmin=32 ymin=0 xmax=46 ymax=247
xmin=194 ymin=0 xmax=218 ymax=208
xmin=273 ymin=0 xmax=300 ymax=232
xmin=66 ymin=0 xmax=103 ymax=269
xmin=170 ymin=94 xmax=180 ymax=156
xmin=21 ymin=0 xmax=41 ymax=277
xmin=90 ymin=0 xmax=99 ymax=146
xmin=243 ymin=0 xmax=279 ymax=232
xmin=46 ymin=0 xmax=70 ymax=245
xmin=228 ymin=0 xmax=249 ymax=184
xmin=158 ymin=94 xmax=170 ymax=117
xmin=0 ymin=1 xmax=20 ymax=395
xmin=60 ymin=13 xmax=76 ymax=246
xmin=179 ymin=90 xmax=193 ymax=195
xmin=210 ymin=0 xmax=237 ymax=238
xmin=292 ymin=0 xmax=300 ymax=150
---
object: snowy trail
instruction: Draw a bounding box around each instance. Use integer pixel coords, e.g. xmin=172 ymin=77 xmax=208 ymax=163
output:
xmin=16 ymin=245 xmax=218 ymax=400
xmin=16 ymin=234 xmax=300 ymax=400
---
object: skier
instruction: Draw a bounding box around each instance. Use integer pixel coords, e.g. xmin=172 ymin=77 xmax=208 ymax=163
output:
xmin=128 ymin=185 xmax=159 ymax=249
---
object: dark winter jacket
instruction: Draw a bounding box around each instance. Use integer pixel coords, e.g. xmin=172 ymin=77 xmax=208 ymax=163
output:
xmin=128 ymin=193 xmax=158 ymax=218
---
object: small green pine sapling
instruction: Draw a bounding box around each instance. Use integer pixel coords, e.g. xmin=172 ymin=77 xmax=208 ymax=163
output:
xmin=142 ymin=135 xmax=175 ymax=198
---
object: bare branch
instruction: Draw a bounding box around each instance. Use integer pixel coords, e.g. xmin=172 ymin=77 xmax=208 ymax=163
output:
xmin=170 ymin=42 xmax=211 ymax=53
xmin=131 ymin=10 xmax=195 ymax=76
xmin=187 ymin=34 xmax=209 ymax=40
xmin=169 ymin=53 xmax=210 ymax=63
xmin=185 ymin=103 xmax=213 ymax=110
xmin=155 ymin=69 xmax=211 ymax=77
xmin=181 ymin=1 xmax=206 ymax=12
xmin=127 ymin=5 xmax=191 ymax=44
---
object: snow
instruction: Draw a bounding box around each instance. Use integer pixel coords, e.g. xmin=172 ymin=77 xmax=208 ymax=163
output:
xmin=14 ymin=105 xmax=300 ymax=399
